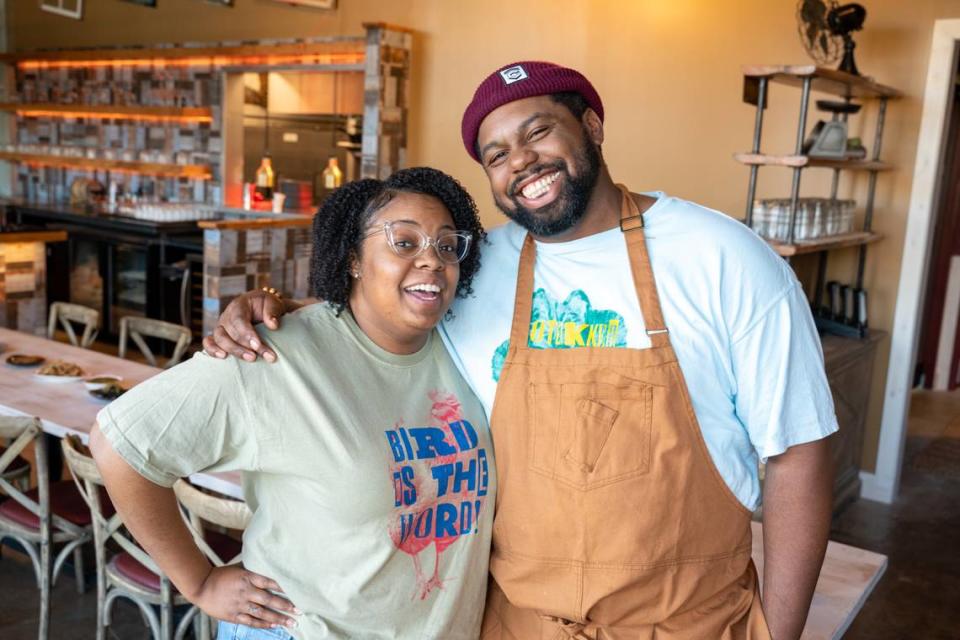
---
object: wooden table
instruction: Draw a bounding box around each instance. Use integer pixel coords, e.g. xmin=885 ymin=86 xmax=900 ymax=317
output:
xmin=752 ymin=522 xmax=887 ymax=639
xmin=0 ymin=327 xmax=241 ymax=497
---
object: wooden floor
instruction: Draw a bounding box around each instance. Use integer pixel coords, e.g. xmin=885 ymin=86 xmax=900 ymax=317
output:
xmin=831 ymin=388 xmax=960 ymax=639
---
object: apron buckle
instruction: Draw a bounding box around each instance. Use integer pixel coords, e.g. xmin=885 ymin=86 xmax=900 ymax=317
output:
xmin=619 ymin=214 xmax=644 ymax=232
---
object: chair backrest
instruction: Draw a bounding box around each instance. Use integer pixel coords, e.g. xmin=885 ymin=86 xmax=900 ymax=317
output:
xmin=173 ymin=480 xmax=251 ymax=566
xmin=60 ymin=434 xmax=103 ymax=487
xmin=0 ymin=420 xmax=91 ymax=550
xmin=47 ymin=302 xmax=100 ymax=349
xmin=118 ymin=316 xmax=192 ymax=369
xmin=61 ymin=435 xmax=164 ymax=577
xmin=0 ymin=417 xmax=48 ymax=528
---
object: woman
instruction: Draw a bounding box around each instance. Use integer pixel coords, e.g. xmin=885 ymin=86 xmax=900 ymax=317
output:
xmin=90 ymin=167 xmax=494 ymax=640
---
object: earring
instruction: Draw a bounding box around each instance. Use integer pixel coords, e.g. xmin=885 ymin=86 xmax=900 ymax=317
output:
xmin=352 ymin=271 xmax=361 ymax=279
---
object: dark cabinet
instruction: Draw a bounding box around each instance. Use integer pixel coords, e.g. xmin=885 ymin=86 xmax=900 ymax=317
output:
xmin=822 ymin=333 xmax=884 ymax=514
xmin=9 ymin=203 xmax=203 ymax=342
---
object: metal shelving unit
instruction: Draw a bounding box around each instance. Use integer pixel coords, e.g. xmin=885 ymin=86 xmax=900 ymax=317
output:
xmin=737 ymin=65 xmax=903 ymax=337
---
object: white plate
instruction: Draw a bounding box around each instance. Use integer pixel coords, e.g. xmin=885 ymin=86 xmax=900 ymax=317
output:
xmin=84 ymin=375 xmax=122 ymax=390
xmin=34 ymin=374 xmax=83 ymax=384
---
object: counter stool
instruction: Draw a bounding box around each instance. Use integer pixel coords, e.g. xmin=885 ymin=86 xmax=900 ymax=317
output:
xmin=61 ymin=435 xmax=197 ymax=640
xmin=173 ymin=480 xmax=252 ymax=640
xmin=118 ymin=317 xmax=192 ymax=368
xmin=47 ymin=302 xmax=100 ymax=349
xmin=0 ymin=417 xmax=93 ymax=640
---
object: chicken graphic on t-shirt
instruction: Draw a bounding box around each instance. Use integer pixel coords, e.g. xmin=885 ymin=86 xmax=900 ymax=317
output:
xmin=385 ymin=391 xmax=489 ymax=600
xmin=492 ymin=288 xmax=629 ymax=380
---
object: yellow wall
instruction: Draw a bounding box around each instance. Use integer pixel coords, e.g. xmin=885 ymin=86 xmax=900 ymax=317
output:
xmin=10 ymin=0 xmax=960 ymax=470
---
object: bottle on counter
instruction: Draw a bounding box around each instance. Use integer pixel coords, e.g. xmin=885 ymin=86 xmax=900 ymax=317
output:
xmin=242 ymin=182 xmax=253 ymax=210
xmin=322 ymin=157 xmax=343 ymax=190
xmin=255 ymin=154 xmax=275 ymax=201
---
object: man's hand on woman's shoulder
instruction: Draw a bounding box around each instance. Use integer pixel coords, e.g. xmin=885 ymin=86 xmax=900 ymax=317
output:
xmin=202 ymin=290 xmax=307 ymax=363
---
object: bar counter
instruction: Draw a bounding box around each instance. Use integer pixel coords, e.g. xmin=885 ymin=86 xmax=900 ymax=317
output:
xmin=2 ymin=198 xmax=203 ymax=237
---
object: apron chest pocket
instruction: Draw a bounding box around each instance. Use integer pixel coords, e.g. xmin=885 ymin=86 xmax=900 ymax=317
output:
xmin=530 ymin=379 xmax=654 ymax=490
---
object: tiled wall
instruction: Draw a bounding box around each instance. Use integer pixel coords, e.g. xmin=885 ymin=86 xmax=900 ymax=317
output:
xmin=363 ymin=25 xmax=411 ymax=179
xmin=14 ymin=64 xmax=222 ymax=204
xmin=202 ymin=225 xmax=312 ymax=335
xmin=0 ymin=241 xmax=47 ymax=335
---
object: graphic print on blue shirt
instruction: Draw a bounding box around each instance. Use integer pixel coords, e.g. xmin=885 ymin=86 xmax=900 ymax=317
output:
xmin=384 ymin=390 xmax=491 ymax=601
xmin=491 ymin=288 xmax=628 ymax=381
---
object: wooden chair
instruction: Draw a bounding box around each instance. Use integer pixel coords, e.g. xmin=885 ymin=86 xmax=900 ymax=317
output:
xmin=0 ymin=418 xmax=91 ymax=640
xmin=62 ymin=436 xmax=198 ymax=640
xmin=47 ymin=302 xmax=100 ymax=349
xmin=173 ymin=480 xmax=252 ymax=640
xmin=0 ymin=440 xmax=31 ymax=492
xmin=118 ymin=317 xmax=192 ymax=369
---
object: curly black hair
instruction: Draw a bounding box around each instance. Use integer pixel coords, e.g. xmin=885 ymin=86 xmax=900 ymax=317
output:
xmin=549 ymin=91 xmax=590 ymax=119
xmin=308 ymin=167 xmax=486 ymax=316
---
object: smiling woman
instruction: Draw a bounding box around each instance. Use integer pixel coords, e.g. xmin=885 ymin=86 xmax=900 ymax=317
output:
xmin=309 ymin=167 xmax=486 ymax=353
xmin=89 ymin=165 xmax=495 ymax=640
xmin=349 ymin=193 xmax=466 ymax=353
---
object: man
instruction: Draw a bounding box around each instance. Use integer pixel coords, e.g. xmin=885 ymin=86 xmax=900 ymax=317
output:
xmin=206 ymin=61 xmax=836 ymax=639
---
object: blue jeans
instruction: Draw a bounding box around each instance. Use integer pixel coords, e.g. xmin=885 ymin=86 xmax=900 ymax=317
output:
xmin=217 ymin=621 xmax=293 ymax=640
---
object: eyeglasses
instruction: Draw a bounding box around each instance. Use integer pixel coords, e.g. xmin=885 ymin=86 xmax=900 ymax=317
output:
xmin=362 ymin=221 xmax=473 ymax=264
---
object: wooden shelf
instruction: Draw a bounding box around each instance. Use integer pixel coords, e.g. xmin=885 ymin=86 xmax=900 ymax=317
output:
xmin=0 ymin=103 xmax=213 ymax=122
xmin=0 ymin=230 xmax=67 ymax=244
xmin=734 ymin=153 xmax=892 ymax=171
xmin=0 ymin=151 xmax=212 ymax=179
xmin=742 ymin=65 xmax=903 ymax=100
xmin=1 ymin=39 xmax=366 ymax=66
xmin=197 ymin=216 xmax=312 ymax=231
xmin=766 ymin=231 xmax=883 ymax=257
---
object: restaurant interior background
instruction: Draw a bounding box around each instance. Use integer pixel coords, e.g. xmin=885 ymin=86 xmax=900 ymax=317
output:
xmin=6 ymin=0 xmax=957 ymax=491
xmin=1 ymin=0 xmax=960 ymax=638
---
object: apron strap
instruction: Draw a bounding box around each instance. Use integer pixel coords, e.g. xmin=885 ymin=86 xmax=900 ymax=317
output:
xmin=616 ymin=184 xmax=671 ymax=348
xmin=507 ymin=185 xmax=672 ymax=351
xmin=508 ymin=233 xmax=537 ymax=350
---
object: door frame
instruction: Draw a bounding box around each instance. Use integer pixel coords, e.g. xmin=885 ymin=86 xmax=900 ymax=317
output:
xmin=863 ymin=19 xmax=960 ymax=503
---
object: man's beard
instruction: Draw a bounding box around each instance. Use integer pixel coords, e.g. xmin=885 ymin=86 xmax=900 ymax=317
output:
xmin=494 ymin=138 xmax=602 ymax=238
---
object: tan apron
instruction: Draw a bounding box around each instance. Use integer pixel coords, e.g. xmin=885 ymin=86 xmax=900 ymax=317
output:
xmin=481 ymin=185 xmax=772 ymax=640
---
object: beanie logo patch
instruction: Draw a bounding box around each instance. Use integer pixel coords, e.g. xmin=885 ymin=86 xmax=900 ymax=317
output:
xmin=499 ymin=65 xmax=528 ymax=85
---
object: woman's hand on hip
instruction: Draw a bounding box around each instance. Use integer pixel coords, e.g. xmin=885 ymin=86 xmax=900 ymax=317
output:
xmin=193 ymin=564 xmax=300 ymax=630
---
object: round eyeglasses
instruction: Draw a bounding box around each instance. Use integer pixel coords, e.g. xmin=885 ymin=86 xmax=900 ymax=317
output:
xmin=362 ymin=221 xmax=473 ymax=264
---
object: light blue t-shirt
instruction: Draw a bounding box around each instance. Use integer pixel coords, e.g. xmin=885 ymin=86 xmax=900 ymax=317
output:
xmin=439 ymin=192 xmax=838 ymax=511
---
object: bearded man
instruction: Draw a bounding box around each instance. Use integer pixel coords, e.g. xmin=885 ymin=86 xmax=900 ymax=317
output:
xmin=206 ymin=61 xmax=836 ymax=640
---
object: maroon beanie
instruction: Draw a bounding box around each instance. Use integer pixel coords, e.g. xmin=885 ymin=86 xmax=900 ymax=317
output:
xmin=461 ymin=61 xmax=604 ymax=163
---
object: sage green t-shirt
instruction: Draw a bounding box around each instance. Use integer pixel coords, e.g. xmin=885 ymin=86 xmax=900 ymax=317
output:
xmin=97 ymin=304 xmax=495 ymax=639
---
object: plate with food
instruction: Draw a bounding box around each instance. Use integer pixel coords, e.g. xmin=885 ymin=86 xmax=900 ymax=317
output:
xmin=34 ymin=360 xmax=85 ymax=382
xmin=84 ymin=375 xmax=122 ymax=391
xmin=89 ymin=381 xmax=128 ymax=401
xmin=6 ymin=353 xmax=46 ymax=367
